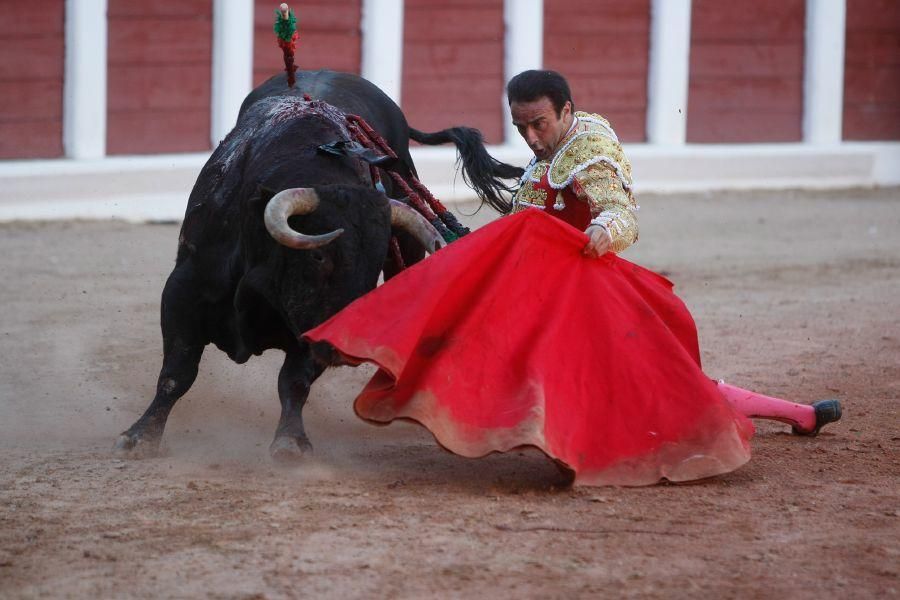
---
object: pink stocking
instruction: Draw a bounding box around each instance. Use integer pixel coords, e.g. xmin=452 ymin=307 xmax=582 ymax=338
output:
xmin=716 ymin=381 xmax=816 ymax=431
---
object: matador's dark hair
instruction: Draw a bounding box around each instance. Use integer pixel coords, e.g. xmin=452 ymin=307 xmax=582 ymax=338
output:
xmin=506 ymin=70 xmax=574 ymax=116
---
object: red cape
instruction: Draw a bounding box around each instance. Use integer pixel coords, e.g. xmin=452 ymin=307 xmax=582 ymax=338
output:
xmin=304 ymin=209 xmax=753 ymax=486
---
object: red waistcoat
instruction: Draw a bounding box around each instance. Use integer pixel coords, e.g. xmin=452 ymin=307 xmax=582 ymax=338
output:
xmin=530 ymin=171 xmax=592 ymax=231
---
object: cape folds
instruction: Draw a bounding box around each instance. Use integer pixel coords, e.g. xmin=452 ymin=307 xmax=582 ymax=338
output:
xmin=304 ymin=210 xmax=753 ymax=486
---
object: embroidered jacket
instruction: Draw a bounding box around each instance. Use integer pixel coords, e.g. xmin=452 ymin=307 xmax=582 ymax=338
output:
xmin=512 ymin=112 xmax=638 ymax=253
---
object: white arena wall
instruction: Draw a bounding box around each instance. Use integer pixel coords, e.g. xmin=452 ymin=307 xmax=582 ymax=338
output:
xmin=1 ymin=142 xmax=898 ymax=222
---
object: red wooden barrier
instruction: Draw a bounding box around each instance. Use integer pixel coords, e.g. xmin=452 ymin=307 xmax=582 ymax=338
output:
xmin=106 ymin=0 xmax=213 ymax=155
xmin=687 ymin=0 xmax=805 ymax=143
xmin=402 ymin=0 xmax=504 ymax=144
xmin=543 ymin=0 xmax=650 ymax=143
xmin=253 ymin=0 xmax=361 ymax=87
xmin=0 ymin=0 xmax=65 ymax=159
xmin=843 ymin=0 xmax=900 ymax=140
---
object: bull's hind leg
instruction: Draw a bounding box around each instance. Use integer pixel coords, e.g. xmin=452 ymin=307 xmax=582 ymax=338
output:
xmin=269 ymin=346 xmax=325 ymax=464
xmin=115 ymin=263 xmax=206 ymax=456
xmin=114 ymin=340 xmax=204 ymax=456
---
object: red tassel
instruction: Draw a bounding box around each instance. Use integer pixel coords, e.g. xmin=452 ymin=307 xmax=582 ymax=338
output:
xmin=410 ymin=177 xmax=449 ymax=215
xmin=278 ymin=34 xmax=299 ymax=87
xmin=389 ymin=236 xmax=406 ymax=271
xmin=387 ymin=172 xmax=438 ymax=221
xmin=346 ymin=114 xmax=398 ymax=159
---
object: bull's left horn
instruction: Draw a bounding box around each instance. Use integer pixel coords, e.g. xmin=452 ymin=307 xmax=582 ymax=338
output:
xmin=264 ymin=187 xmax=344 ymax=249
xmin=390 ymin=199 xmax=447 ymax=254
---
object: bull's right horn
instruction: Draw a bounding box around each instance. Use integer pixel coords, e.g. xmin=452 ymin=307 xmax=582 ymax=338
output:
xmin=390 ymin=199 xmax=447 ymax=255
xmin=264 ymin=187 xmax=344 ymax=249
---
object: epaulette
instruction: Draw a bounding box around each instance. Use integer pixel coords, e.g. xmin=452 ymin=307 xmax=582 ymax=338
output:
xmin=546 ymin=113 xmax=633 ymax=191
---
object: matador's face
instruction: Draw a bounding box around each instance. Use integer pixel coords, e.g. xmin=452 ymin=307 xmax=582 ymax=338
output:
xmin=510 ymin=96 xmax=573 ymax=161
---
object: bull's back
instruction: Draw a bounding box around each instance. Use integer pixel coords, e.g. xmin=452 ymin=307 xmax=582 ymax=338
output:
xmin=239 ymin=70 xmax=409 ymax=150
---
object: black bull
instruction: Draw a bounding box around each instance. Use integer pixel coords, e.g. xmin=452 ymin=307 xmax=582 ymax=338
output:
xmin=115 ymin=70 xmax=522 ymax=461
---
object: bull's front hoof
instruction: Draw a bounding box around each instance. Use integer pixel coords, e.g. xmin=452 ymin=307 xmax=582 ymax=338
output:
xmin=113 ymin=432 xmax=162 ymax=459
xmin=269 ymin=436 xmax=313 ymax=465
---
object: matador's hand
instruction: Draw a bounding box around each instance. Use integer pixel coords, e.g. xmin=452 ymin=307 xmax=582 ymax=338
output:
xmin=582 ymin=225 xmax=611 ymax=258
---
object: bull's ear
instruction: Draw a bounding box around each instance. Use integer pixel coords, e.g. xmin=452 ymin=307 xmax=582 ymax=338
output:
xmin=257 ymin=185 xmax=278 ymax=204
xmin=249 ymin=184 xmax=278 ymax=217
xmin=241 ymin=185 xmax=279 ymax=261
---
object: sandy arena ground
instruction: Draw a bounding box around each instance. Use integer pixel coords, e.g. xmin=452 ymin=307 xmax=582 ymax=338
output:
xmin=1 ymin=187 xmax=898 ymax=599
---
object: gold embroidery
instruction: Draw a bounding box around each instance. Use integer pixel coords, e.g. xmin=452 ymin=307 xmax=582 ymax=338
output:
xmin=529 ymin=162 xmax=549 ymax=182
xmin=513 ymin=179 xmax=548 ymax=211
xmin=574 ymin=165 xmax=633 ymax=212
xmin=571 ymin=112 xmax=621 ymax=144
xmin=549 ymin=133 xmax=632 ymax=189
xmin=574 ymin=164 xmax=639 ymax=252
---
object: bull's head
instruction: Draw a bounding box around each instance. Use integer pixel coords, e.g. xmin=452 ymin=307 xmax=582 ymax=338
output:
xmin=233 ymin=184 xmax=446 ymax=358
xmin=263 ymin=187 xmax=445 ymax=254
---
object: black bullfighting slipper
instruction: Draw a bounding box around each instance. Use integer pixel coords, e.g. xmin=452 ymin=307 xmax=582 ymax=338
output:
xmin=792 ymin=399 xmax=842 ymax=436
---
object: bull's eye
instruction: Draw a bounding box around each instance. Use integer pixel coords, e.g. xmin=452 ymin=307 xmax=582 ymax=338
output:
xmin=311 ymin=251 xmax=326 ymax=263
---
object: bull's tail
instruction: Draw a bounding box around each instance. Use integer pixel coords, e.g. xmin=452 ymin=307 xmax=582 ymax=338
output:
xmin=409 ymin=126 xmax=524 ymax=214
